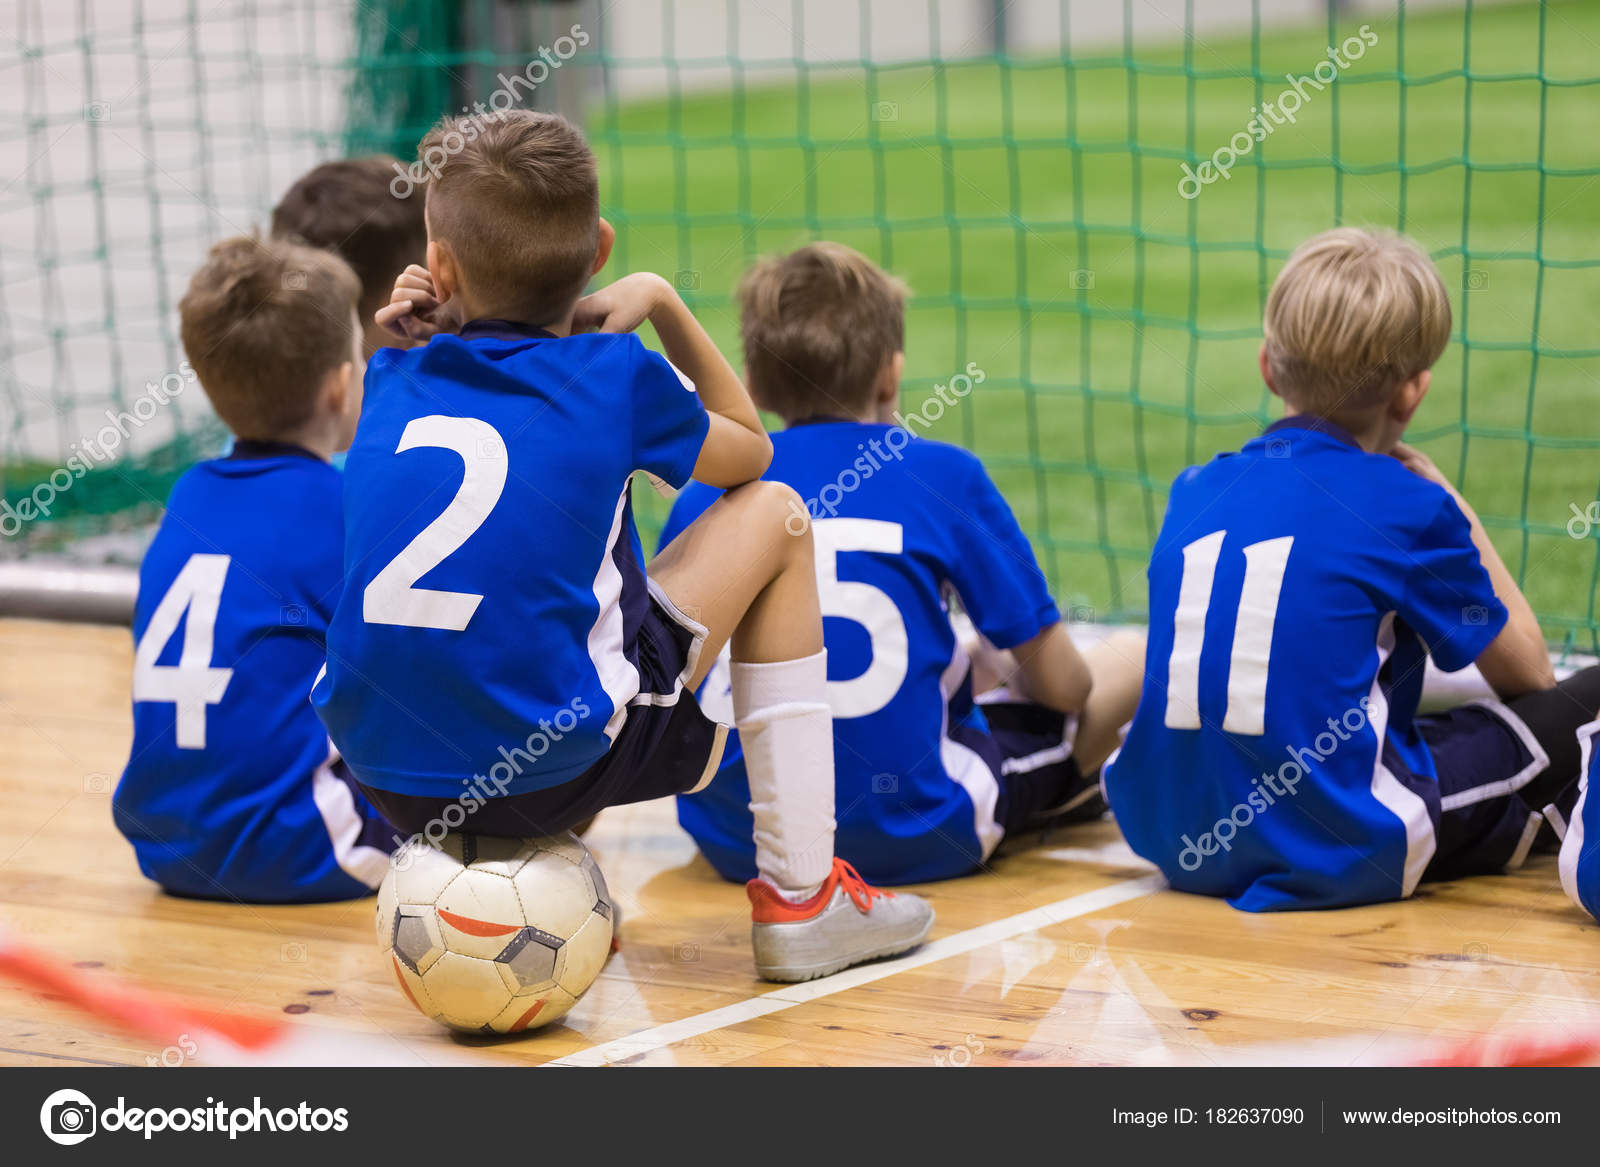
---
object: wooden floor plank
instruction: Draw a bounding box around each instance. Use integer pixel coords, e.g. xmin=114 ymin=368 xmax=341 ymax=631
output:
xmin=2 ymin=616 xmax=1597 ymax=1067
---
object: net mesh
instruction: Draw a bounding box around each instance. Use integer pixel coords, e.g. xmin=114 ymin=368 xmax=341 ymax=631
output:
xmin=3 ymin=0 xmax=1598 ymax=648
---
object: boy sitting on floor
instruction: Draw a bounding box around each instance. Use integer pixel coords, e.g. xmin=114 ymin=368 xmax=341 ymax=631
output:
xmin=661 ymin=242 xmax=1146 ymax=885
xmin=1103 ymin=227 xmax=1600 ymax=911
xmin=114 ymin=236 xmax=394 ymax=902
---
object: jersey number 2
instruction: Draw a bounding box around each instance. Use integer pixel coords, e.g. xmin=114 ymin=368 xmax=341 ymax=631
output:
xmin=1163 ymin=530 xmax=1293 ymax=736
xmin=363 ymin=416 xmax=508 ymax=631
xmin=132 ymin=553 xmax=234 ymax=750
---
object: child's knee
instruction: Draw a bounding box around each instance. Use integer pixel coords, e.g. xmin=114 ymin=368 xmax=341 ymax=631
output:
xmin=728 ymin=479 xmax=812 ymax=552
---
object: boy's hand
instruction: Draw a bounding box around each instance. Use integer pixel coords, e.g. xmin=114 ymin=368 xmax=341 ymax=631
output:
xmin=1391 ymin=442 xmax=1455 ymax=494
xmin=374 ymin=264 xmax=460 ymax=343
xmin=572 ymin=273 xmax=672 ymax=335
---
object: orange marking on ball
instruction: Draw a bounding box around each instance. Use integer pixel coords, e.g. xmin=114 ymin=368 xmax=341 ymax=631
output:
xmin=437 ymin=908 xmax=520 ymax=938
xmin=509 ymin=998 xmax=546 ymax=1032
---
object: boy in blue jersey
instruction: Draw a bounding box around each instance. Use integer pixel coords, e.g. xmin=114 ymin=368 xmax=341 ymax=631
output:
xmin=661 ymin=243 xmax=1147 ymax=884
xmin=114 ymin=236 xmax=395 ymax=903
xmin=315 ymin=112 xmax=931 ymax=981
xmin=1104 ymin=227 xmax=1600 ymax=911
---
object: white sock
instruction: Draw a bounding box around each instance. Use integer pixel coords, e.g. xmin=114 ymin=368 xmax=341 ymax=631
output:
xmin=732 ymin=649 xmax=836 ymax=900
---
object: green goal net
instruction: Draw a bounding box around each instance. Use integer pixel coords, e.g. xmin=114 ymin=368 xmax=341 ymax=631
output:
xmin=4 ymin=0 xmax=1598 ymax=649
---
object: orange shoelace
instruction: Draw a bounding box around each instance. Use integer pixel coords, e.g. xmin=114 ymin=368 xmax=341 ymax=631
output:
xmin=833 ymin=858 xmax=894 ymax=913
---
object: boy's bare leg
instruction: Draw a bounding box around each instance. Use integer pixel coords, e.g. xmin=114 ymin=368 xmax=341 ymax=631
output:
xmin=1072 ymin=629 xmax=1147 ymax=774
xmin=649 ymin=480 xmax=820 ymax=683
xmin=651 ymin=480 xmax=933 ymax=981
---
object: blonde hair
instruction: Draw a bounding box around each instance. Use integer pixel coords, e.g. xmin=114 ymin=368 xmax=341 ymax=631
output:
xmin=1263 ymin=226 xmax=1451 ymax=414
xmin=179 ymin=235 xmax=360 ymax=440
xmin=738 ymin=242 xmax=908 ymax=419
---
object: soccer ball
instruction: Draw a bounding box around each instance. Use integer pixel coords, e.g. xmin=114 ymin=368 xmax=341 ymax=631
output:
xmin=377 ymin=832 xmax=615 ymax=1034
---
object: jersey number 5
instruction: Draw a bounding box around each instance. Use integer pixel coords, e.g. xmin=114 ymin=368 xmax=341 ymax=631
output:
xmin=132 ymin=553 xmax=234 ymax=750
xmin=1163 ymin=530 xmax=1294 ymax=736
xmin=813 ymin=518 xmax=909 ymax=719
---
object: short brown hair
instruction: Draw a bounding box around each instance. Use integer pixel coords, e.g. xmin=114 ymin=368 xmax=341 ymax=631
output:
xmin=418 ymin=111 xmax=598 ymax=325
xmin=270 ymin=156 xmax=426 ymax=320
xmin=738 ymin=242 xmax=908 ymax=419
xmin=1263 ymin=226 xmax=1452 ymax=415
xmin=179 ymin=235 xmax=360 ymax=439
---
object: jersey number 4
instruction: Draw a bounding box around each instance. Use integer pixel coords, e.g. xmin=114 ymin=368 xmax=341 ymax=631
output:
xmin=132 ymin=553 xmax=234 ymax=750
xmin=1163 ymin=530 xmax=1294 ymax=736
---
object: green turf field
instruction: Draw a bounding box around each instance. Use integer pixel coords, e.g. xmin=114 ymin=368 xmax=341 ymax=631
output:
xmin=598 ymin=0 xmax=1600 ymax=650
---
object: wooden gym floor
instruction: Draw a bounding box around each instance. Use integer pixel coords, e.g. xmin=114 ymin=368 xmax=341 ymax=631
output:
xmin=4 ymin=616 xmax=1600 ymax=1067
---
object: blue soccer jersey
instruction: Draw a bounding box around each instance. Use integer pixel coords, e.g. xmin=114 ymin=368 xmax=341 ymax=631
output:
xmin=113 ymin=444 xmax=392 ymax=902
xmin=1102 ymin=417 xmax=1508 ymax=911
xmin=313 ymin=321 xmax=709 ymax=798
xmin=1561 ymin=722 xmax=1600 ymax=922
xmin=660 ymin=418 xmax=1061 ymax=883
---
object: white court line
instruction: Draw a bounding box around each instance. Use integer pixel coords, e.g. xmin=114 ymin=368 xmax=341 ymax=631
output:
xmin=1031 ymin=840 xmax=1158 ymax=870
xmin=550 ymin=872 xmax=1167 ymax=1067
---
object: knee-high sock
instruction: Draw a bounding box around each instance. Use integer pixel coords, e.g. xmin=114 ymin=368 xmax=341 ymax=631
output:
xmin=732 ymin=649 xmax=836 ymax=897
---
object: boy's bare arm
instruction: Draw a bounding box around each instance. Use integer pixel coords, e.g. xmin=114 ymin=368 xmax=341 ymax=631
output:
xmin=1392 ymin=443 xmax=1555 ymax=697
xmin=1007 ymin=623 xmax=1094 ymax=714
xmin=574 ymin=273 xmax=772 ymax=488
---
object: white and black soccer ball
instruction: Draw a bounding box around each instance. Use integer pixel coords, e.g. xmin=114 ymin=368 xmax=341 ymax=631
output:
xmin=378 ymin=832 xmax=615 ymax=1034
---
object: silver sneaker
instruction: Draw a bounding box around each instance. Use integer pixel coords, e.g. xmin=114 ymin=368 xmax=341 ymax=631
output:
xmin=748 ymin=859 xmax=934 ymax=982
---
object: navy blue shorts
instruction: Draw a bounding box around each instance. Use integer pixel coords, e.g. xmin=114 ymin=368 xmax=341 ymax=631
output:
xmin=1409 ymin=700 xmax=1551 ymax=881
xmin=971 ymin=697 xmax=1105 ymax=836
xmin=361 ymin=591 xmax=728 ymax=839
xmin=329 ymin=756 xmax=400 ymax=856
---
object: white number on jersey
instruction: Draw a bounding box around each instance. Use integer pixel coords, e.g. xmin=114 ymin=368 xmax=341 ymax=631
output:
xmin=363 ymin=415 xmax=509 ymax=631
xmin=813 ymin=518 xmax=909 ymax=719
xmin=692 ymin=518 xmax=912 ymax=724
xmin=132 ymin=553 xmax=235 ymax=750
xmin=1163 ymin=531 xmax=1294 ymax=736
